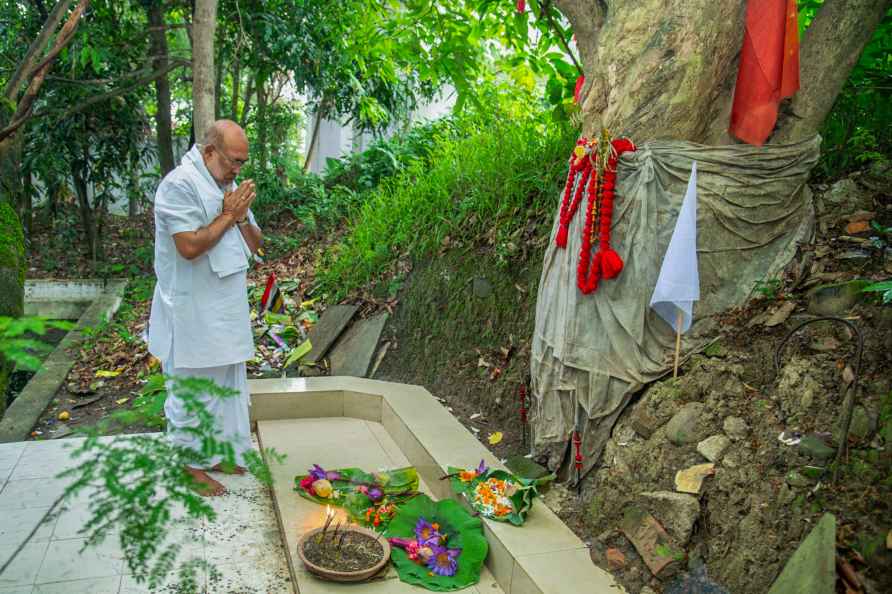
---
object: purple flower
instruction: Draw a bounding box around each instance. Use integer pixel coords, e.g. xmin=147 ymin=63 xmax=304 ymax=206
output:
xmin=476 ymin=460 xmax=489 ymax=476
xmin=367 ymin=486 xmax=384 ymax=502
xmin=414 ymin=517 xmax=440 ymax=545
xmin=308 ymin=464 xmax=340 ymax=481
xmin=427 ymin=546 xmax=460 ymax=577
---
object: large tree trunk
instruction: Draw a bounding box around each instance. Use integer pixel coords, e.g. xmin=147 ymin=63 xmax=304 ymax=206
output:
xmin=147 ymin=0 xmax=175 ymax=175
xmin=192 ymin=0 xmax=217 ymax=141
xmin=0 ymin=130 xmax=26 ymax=417
xmin=773 ymin=0 xmax=890 ymax=144
xmin=255 ymin=72 xmax=268 ymax=170
xmin=557 ymin=0 xmax=889 ymax=145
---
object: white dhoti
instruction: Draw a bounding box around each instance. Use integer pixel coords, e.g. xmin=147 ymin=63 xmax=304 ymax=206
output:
xmin=163 ymin=361 xmax=252 ymax=469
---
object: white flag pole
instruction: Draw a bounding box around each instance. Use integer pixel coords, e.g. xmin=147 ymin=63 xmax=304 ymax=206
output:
xmin=673 ymin=310 xmax=683 ymax=378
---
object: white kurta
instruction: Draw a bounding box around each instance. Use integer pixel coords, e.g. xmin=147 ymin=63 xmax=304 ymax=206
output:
xmin=148 ymin=145 xmax=258 ymax=468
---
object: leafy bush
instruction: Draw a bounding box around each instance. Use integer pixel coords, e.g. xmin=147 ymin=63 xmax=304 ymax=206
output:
xmin=315 ymin=108 xmax=576 ymax=298
xmin=246 ymin=117 xmax=461 ymax=256
xmin=799 ymin=1 xmax=892 ymax=179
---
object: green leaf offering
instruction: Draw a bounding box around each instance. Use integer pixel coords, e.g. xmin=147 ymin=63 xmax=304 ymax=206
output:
xmin=447 ymin=460 xmax=550 ymax=526
xmin=384 ymin=494 xmax=488 ymax=591
xmin=294 ymin=465 xmax=419 ymax=530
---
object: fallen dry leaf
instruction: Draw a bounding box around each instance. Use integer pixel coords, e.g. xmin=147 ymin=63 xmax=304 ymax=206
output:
xmin=845 ymin=221 xmax=870 ymax=234
xmin=488 ymin=431 xmax=503 ymax=445
xmin=95 ymin=370 xmax=122 ymax=378
xmin=115 ymin=397 xmax=130 ymax=405
xmin=764 ymin=301 xmax=796 ymax=327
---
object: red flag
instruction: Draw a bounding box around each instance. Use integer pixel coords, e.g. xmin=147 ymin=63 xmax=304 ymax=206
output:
xmin=729 ymin=0 xmax=800 ymax=146
xmin=573 ymin=75 xmax=585 ymax=104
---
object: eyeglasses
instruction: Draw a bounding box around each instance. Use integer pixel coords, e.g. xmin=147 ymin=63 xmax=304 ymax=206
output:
xmin=201 ymin=143 xmax=249 ymax=168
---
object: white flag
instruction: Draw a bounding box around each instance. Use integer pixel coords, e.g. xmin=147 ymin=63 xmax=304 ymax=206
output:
xmin=650 ymin=161 xmax=700 ymax=333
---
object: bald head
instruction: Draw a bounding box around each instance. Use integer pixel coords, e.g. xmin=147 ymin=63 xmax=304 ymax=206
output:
xmin=202 ymin=120 xmax=249 ymax=185
xmin=203 ymin=119 xmax=248 ymax=152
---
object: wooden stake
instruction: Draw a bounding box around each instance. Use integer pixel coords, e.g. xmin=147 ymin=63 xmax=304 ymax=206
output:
xmin=673 ymin=310 xmax=683 ymax=378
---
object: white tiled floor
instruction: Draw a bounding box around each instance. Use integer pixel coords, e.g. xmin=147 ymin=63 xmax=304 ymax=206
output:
xmin=0 ymin=435 xmax=293 ymax=594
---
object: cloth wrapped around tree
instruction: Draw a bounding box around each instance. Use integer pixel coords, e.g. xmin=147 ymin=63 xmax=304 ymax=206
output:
xmin=384 ymin=494 xmax=488 ymax=591
xmin=447 ymin=460 xmax=552 ymax=526
xmin=294 ymin=465 xmax=420 ymax=530
xmin=532 ymin=137 xmax=821 ymax=481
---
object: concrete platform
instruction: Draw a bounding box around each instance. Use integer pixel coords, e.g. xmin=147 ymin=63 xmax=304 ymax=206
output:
xmin=257 ymin=417 xmax=504 ymax=594
xmin=250 ymin=377 xmax=623 ymax=594
xmin=0 ymin=435 xmax=291 ymax=594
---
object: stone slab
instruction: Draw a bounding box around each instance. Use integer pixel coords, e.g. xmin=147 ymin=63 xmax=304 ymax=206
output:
xmin=0 ymin=279 xmax=127 ymax=443
xmin=304 ymin=304 xmax=358 ymax=365
xmin=0 ymin=433 xmax=291 ymax=592
xmin=767 ymin=513 xmax=835 ymax=594
xmin=328 ymin=313 xmax=388 ymax=377
xmin=620 ymin=506 xmax=683 ymax=577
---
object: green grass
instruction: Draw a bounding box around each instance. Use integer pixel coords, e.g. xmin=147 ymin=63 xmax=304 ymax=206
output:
xmin=316 ymin=111 xmax=575 ymax=298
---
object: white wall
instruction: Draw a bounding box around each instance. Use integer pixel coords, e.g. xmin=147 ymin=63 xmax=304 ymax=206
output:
xmin=304 ymin=87 xmax=456 ymax=175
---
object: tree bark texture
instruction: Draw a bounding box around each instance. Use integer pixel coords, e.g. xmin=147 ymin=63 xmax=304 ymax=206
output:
xmin=556 ymin=0 xmax=889 ymax=145
xmin=773 ymin=0 xmax=891 ymax=143
xmin=192 ymin=0 xmax=218 ymax=142
xmin=148 ymin=0 xmax=175 ymax=175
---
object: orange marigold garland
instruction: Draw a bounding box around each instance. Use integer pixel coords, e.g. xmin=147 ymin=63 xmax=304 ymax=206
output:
xmin=556 ymin=132 xmax=635 ymax=293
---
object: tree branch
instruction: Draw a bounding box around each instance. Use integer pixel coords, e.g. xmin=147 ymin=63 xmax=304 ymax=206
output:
xmin=3 ymin=0 xmax=74 ymax=102
xmin=9 ymin=0 xmax=90 ymax=131
xmin=0 ymin=60 xmax=187 ymax=142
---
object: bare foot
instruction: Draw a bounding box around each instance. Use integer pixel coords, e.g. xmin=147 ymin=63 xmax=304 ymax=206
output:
xmin=185 ymin=467 xmax=226 ymax=496
xmin=211 ymin=462 xmax=247 ymax=475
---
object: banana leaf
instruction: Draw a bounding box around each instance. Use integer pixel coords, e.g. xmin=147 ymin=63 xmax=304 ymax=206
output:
xmin=294 ymin=466 xmax=419 ymax=530
xmin=383 ymin=494 xmax=488 ymax=591
xmin=447 ymin=465 xmax=550 ymax=526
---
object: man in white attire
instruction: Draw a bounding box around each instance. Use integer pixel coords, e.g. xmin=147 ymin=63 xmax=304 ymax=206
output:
xmin=148 ymin=119 xmax=262 ymax=496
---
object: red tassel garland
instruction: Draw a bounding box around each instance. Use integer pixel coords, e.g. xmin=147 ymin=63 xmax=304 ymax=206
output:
xmin=556 ymin=134 xmax=636 ymax=293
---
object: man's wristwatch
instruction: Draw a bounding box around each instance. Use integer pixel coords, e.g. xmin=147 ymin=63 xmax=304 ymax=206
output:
xmin=236 ymin=216 xmax=249 ymax=226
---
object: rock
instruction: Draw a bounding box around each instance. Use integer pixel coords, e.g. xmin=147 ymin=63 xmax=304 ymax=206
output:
xmin=606 ymin=548 xmax=626 ymax=570
xmin=620 ymin=506 xmax=683 ymax=577
xmin=767 ymin=514 xmax=836 ymax=594
xmin=809 ymin=336 xmax=840 ymax=352
xmin=723 ymin=416 xmax=749 ymax=441
xmin=614 ymin=424 xmax=638 ymax=445
xmin=665 ymin=563 xmax=730 ymax=594
xmin=631 ymin=409 xmax=664 ymax=439
xmin=834 ymin=405 xmax=875 ymax=443
xmin=807 ymin=280 xmax=870 ymax=316
xmin=798 ymin=434 xmax=835 ymax=461
xmin=665 ymin=403 xmax=707 ymax=445
xmin=697 ymin=435 xmax=730 ymax=462
xmin=641 ymin=491 xmax=701 ymax=544
xmin=505 ymin=455 xmax=550 ymax=480
xmin=471 ymin=277 xmax=493 ymax=298
xmin=785 ymin=470 xmax=811 ymax=488
xmin=674 ymin=463 xmax=715 ymax=495
xmin=777 ymin=483 xmax=796 ymax=506
xmin=823 ymin=178 xmax=870 ymax=212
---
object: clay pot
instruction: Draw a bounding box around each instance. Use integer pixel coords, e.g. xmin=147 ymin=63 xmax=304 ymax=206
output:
xmin=296 ymin=525 xmax=391 ymax=582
